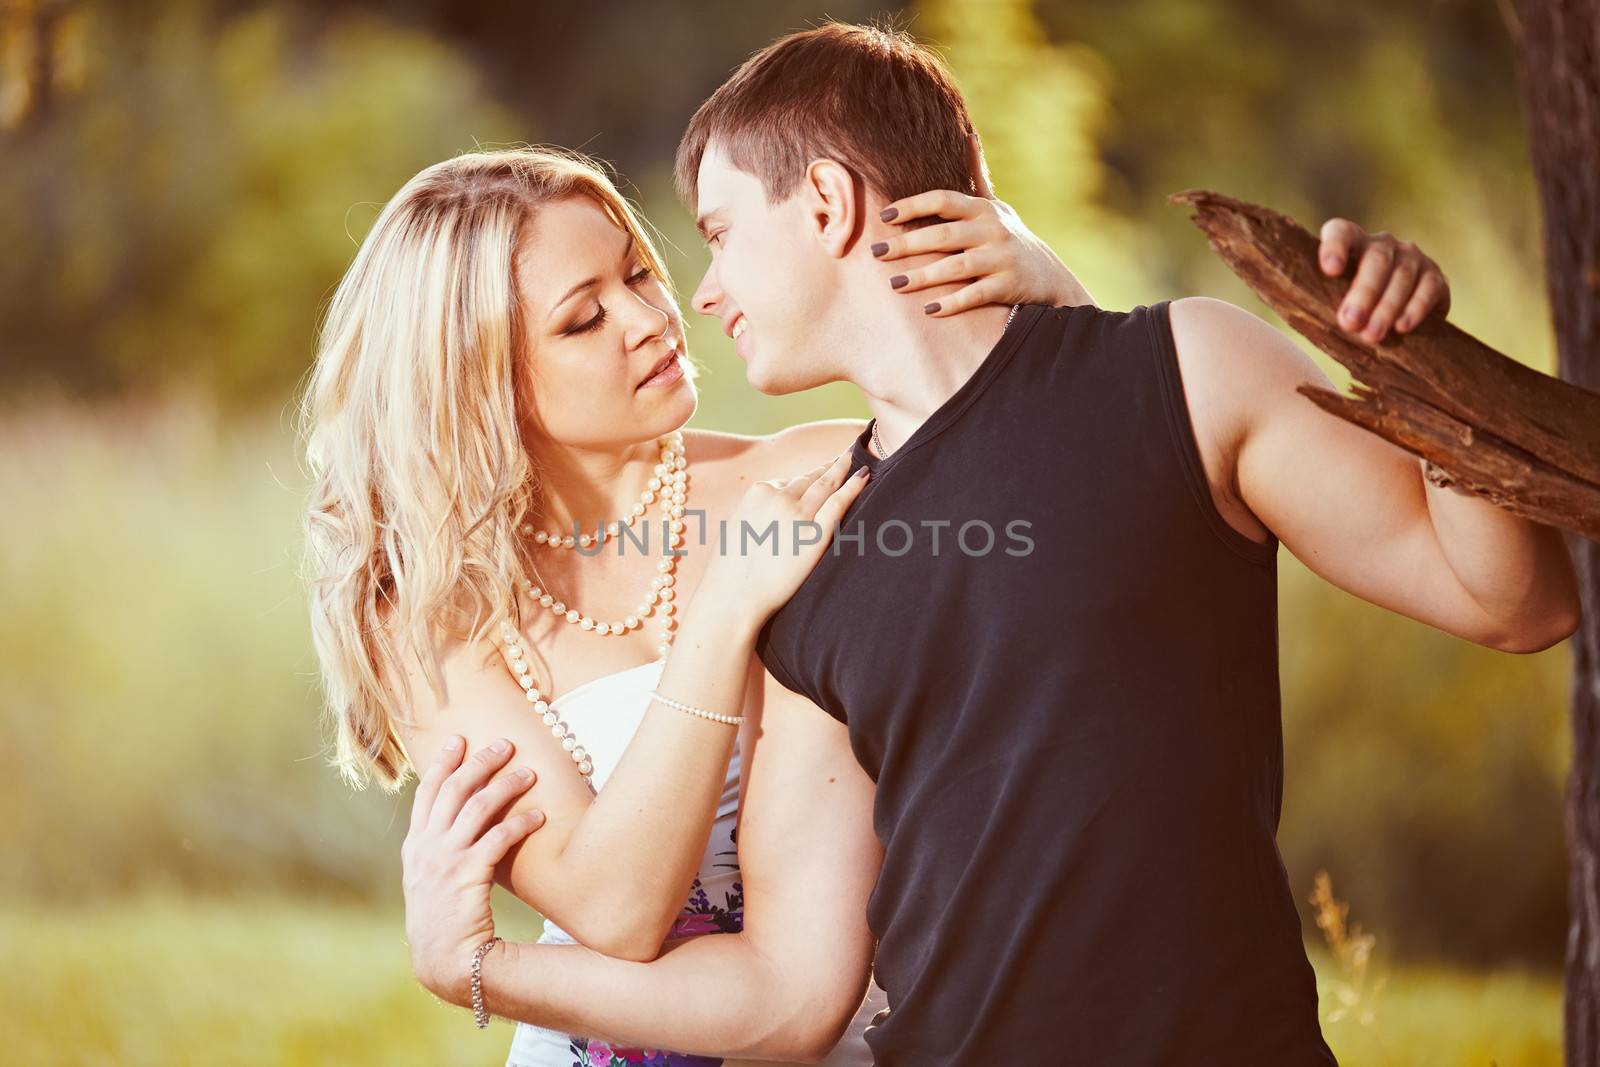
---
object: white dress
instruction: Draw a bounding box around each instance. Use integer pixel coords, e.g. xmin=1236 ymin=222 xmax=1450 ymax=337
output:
xmin=504 ymin=658 xmax=887 ymax=1067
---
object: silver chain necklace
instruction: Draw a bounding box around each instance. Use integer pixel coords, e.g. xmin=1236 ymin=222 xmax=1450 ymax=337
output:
xmin=872 ymin=303 xmax=1020 ymax=460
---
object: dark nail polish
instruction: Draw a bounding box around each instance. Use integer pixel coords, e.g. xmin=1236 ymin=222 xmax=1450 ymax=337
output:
xmin=890 ymin=274 xmax=908 ymax=289
xmin=924 ymin=302 xmax=941 ymax=314
xmin=871 ymin=241 xmax=889 ymax=258
xmin=880 ymin=207 xmax=899 ymax=223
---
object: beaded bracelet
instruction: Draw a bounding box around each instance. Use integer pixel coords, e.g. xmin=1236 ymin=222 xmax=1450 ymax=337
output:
xmin=471 ymin=935 xmax=503 ymax=1029
xmin=649 ymin=690 xmax=746 ymax=726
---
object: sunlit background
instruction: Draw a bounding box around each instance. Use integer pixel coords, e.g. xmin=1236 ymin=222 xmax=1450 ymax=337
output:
xmin=0 ymin=1 xmax=1572 ymax=1064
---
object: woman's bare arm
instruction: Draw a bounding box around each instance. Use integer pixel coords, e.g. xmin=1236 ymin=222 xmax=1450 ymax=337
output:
xmin=393 ymin=450 xmax=868 ymax=962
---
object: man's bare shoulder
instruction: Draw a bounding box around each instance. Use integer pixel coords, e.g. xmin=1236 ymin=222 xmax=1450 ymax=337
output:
xmin=1167 ymin=293 xmax=1329 ymax=384
xmin=1164 ymin=296 xmax=1299 ymax=542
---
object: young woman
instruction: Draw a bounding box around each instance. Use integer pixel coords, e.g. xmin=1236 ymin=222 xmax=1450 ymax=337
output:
xmin=300 ymin=145 xmax=1082 ymax=1066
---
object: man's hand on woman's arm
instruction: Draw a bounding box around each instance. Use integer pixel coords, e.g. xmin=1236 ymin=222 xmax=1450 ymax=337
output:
xmin=401 ymin=672 xmax=882 ymax=1062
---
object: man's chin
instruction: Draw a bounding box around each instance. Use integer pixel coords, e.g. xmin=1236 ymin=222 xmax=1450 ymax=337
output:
xmin=744 ymin=358 xmax=803 ymax=397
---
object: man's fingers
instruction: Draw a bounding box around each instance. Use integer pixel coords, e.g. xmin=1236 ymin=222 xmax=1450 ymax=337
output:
xmin=966 ymin=132 xmax=996 ymax=199
xmin=1361 ymin=255 xmax=1420 ymax=343
xmin=471 ymin=809 xmax=548 ymax=867
xmin=1395 ymin=270 xmax=1448 ymax=332
xmin=878 ymin=188 xmax=981 ymax=228
xmin=449 ymin=766 xmax=540 ymax=848
xmin=1337 ymin=237 xmax=1397 ymax=331
xmin=1318 ymin=217 xmax=1360 ymax=276
xmin=428 ymin=740 xmax=516 ymax=834
xmin=410 ymin=735 xmax=465 ymax=835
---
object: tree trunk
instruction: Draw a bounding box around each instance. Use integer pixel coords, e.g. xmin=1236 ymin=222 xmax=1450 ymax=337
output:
xmin=1511 ymin=1 xmax=1600 ymax=1063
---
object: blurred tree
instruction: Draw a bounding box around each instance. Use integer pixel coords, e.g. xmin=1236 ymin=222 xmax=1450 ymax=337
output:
xmin=0 ymin=0 xmax=89 ymax=132
xmin=0 ymin=1 xmax=522 ymax=402
xmin=1507 ymin=0 xmax=1600 ymax=1061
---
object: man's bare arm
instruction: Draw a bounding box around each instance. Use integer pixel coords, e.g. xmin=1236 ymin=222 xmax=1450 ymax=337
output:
xmin=428 ymin=670 xmax=882 ymax=1061
xmin=1172 ymin=295 xmax=1580 ymax=652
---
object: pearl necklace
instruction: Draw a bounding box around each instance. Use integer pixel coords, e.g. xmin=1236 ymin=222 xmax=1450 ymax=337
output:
xmin=872 ymin=304 xmax=1020 ymax=460
xmin=496 ymin=431 xmax=690 ymax=785
xmin=521 ymin=434 xmax=686 ymax=550
xmin=497 ymin=618 xmax=597 ymax=781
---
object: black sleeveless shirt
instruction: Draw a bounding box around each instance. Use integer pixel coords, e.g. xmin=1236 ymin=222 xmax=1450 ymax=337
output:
xmin=756 ymin=302 xmax=1338 ymax=1065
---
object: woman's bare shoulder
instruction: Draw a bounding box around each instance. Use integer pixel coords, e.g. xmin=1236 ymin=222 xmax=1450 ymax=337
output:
xmin=374 ymin=601 xmax=500 ymax=729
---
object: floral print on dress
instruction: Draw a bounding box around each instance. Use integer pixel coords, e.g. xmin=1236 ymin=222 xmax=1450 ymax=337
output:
xmin=668 ymin=876 xmax=743 ymax=938
xmin=568 ymin=1036 xmax=722 ymax=1066
xmin=563 ymin=877 xmax=744 ymax=1067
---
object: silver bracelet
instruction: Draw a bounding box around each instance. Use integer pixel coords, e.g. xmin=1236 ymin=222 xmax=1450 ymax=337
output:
xmin=649 ymin=690 xmax=746 ymax=726
xmin=470 ymin=935 xmax=503 ymax=1029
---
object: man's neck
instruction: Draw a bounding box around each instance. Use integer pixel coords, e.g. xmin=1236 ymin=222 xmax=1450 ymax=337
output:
xmin=844 ymin=300 xmax=1016 ymax=456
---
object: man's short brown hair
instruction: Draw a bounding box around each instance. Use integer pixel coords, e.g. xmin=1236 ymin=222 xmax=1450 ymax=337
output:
xmin=674 ymin=19 xmax=977 ymax=211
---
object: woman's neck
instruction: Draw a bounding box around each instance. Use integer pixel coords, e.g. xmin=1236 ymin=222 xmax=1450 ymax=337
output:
xmin=532 ymin=435 xmax=664 ymax=536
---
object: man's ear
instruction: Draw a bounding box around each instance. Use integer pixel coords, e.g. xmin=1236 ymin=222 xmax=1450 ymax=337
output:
xmin=802 ymin=158 xmax=862 ymax=259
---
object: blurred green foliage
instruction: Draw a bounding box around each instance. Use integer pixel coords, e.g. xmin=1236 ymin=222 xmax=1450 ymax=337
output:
xmin=0 ymin=0 xmax=1575 ymax=1002
xmin=0 ymin=2 xmax=522 ymax=399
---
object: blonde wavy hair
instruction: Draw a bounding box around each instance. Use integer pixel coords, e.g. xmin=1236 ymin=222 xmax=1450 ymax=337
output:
xmin=298 ymin=145 xmax=675 ymax=793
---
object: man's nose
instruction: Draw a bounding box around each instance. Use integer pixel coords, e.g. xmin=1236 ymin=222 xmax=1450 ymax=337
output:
xmin=690 ymin=267 xmax=721 ymax=318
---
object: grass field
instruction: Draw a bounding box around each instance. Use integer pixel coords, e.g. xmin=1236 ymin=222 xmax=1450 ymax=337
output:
xmin=0 ymin=893 xmax=1562 ymax=1067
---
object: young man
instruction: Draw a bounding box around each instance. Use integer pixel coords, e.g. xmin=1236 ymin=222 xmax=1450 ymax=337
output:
xmin=401 ymin=21 xmax=1582 ymax=1066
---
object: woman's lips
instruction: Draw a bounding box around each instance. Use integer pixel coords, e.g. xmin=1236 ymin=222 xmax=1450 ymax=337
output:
xmin=638 ymin=353 xmax=684 ymax=389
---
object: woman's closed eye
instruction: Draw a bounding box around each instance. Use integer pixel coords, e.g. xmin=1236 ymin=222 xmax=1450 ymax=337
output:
xmin=563 ymin=265 xmax=655 ymax=336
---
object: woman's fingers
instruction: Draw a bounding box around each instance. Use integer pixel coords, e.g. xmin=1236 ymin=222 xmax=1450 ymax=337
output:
xmin=921 ymin=278 xmax=1003 ymax=318
xmin=873 ymin=218 xmax=986 ymax=263
xmin=781 ymin=460 xmax=829 ymax=491
xmin=470 ymin=808 xmax=548 ymax=867
xmin=410 ymin=735 xmax=465 ymax=835
xmin=890 ymin=247 xmax=1005 ymax=295
xmin=813 ymin=465 xmax=872 ymax=531
xmin=427 ymin=739 xmax=517 ymax=835
xmin=877 ymin=188 xmax=983 ymax=229
xmin=798 ymin=449 xmax=858 ymax=513
xmin=447 ymin=765 xmax=540 ymax=849
xmin=784 ymin=450 xmax=851 ymax=498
